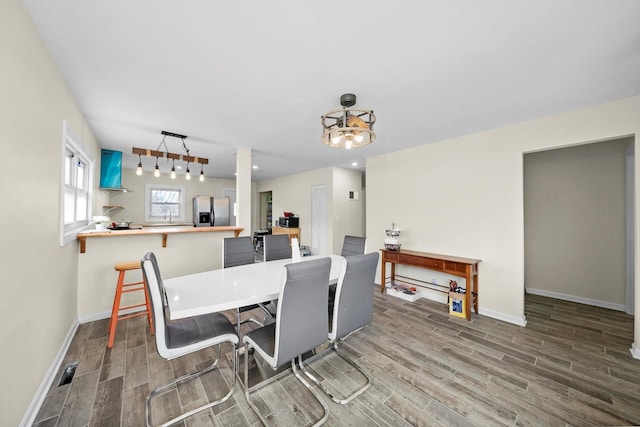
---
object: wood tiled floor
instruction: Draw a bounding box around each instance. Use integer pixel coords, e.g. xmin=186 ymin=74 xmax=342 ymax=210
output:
xmin=34 ymin=292 xmax=640 ymax=426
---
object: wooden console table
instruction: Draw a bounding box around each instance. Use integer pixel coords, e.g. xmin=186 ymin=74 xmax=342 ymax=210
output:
xmin=380 ymin=249 xmax=481 ymax=320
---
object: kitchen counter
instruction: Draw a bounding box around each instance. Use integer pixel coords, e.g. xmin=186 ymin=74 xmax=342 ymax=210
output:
xmin=77 ymin=225 xmax=243 ymax=253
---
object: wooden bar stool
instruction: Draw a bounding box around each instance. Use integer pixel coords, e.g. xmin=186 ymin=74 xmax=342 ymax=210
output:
xmin=108 ymin=261 xmax=154 ymax=348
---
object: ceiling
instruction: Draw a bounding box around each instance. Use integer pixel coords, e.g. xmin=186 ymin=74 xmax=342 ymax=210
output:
xmin=23 ymin=0 xmax=640 ymax=182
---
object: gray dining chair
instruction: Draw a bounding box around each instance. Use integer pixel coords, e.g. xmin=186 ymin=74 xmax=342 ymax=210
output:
xmin=262 ymin=233 xmax=292 ymax=316
xmin=329 ymin=235 xmax=368 ymax=314
xmin=222 ymin=236 xmax=271 ymax=332
xmin=340 ymin=235 xmax=367 ymax=257
xmin=243 ymin=257 xmax=332 ymax=426
xmin=141 ymin=252 xmax=238 ymax=427
xmin=298 ymin=252 xmax=379 ymax=404
xmin=263 ymin=234 xmax=291 ymax=261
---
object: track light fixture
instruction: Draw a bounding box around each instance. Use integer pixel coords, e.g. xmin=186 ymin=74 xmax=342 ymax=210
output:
xmin=132 ymin=131 xmax=209 ymax=180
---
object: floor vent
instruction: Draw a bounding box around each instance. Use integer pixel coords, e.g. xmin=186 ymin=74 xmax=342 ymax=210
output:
xmin=58 ymin=362 xmax=78 ymax=386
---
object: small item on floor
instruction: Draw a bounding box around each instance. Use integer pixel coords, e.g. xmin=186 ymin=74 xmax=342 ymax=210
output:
xmin=403 ymin=290 xmax=415 ymax=295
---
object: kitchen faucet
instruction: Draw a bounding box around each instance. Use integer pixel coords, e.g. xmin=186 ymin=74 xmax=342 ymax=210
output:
xmin=162 ymin=208 xmax=173 ymax=223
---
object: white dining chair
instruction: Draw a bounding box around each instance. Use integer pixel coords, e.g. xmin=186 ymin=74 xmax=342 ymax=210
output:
xmin=141 ymin=252 xmax=238 ymax=427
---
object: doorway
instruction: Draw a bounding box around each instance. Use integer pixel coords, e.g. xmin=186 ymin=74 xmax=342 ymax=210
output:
xmin=524 ymin=137 xmax=634 ymax=312
xmin=259 ymin=191 xmax=272 ymax=230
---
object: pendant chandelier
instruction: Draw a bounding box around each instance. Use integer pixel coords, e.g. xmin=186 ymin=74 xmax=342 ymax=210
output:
xmin=321 ymin=93 xmax=376 ymax=149
xmin=132 ymin=131 xmax=208 ymax=181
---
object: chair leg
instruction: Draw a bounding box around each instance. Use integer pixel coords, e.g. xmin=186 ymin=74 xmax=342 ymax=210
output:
xmin=291 ymin=357 xmax=329 ymax=426
xmin=243 ymin=345 xmax=328 ymax=426
xmin=146 ymin=342 xmax=236 ymax=427
xmin=108 ymin=271 xmax=125 ymax=349
xmin=142 ymin=277 xmax=154 ymax=336
xmin=297 ymin=341 xmax=370 ymax=405
xmin=243 ymin=343 xmax=271 ymax=427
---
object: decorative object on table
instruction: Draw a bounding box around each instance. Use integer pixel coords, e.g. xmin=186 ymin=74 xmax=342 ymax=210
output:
xmin=321 ymin=93 xmax=376 ymax=149
xmin=92 ymin=216 xmax=110 ymax=231
xmin=384 ymin=223 xmax=402 ymax=251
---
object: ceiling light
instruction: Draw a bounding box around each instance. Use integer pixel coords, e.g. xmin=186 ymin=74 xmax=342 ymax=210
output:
xmin=352 ymin=162 xmax=358 ymax=166
xmin=136 ymin=155 xmax=143 ymax=176
xmin=321 ymin=93 xmax=375 ymax=149
xmin=132 ymin=131 xmax=209 ymax=181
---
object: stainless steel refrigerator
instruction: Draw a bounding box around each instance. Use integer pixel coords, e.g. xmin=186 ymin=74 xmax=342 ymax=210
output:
xmin=193 ymin=196 xmax=231 ymax=227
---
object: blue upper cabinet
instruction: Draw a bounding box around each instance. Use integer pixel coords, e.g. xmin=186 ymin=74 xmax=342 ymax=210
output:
xmin=99 ymin=149 xmax=122 ymax=190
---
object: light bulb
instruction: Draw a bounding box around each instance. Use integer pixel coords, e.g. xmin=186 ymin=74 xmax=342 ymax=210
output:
xmin=154 ymin=165 xmax=160 ymax=178
xmin=185 ymin=167 xmax=191 ymax=181
xmin=345 ymin=139 xmax=353 ymax=149
xmin=354 ymin=133 xmax=364 ymax=143
xmin=170 ymin=167 xmax=176 ymax=179
xmin=331 ymin=132 xmax=343 ymax=145
xmin=136 ymin=163 xmax=143 ymax=176
xmin=199 ymin=171 xmax=204 ymax=182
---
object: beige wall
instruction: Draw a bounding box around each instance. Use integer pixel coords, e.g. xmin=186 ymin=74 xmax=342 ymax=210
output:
xmin=367 ymin=96 xmax=640 ymax=327
xmin=257 ymin=167 xmax=333 ymax=249
xmin=524 ymin=139 xmax=631 ymax=306
xmin=256 ymin=167 xmax=365 ymax=254
xmin=0 ymin=1 xmax=102 ymax=424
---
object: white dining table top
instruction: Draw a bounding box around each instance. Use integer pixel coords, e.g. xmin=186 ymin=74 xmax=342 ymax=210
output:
xmin=163 ymin=254 xmax=344 ymax=320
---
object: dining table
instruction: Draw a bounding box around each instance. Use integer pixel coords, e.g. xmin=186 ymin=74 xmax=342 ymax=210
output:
xmin=163 ymin=254 xmax=345 ymax=320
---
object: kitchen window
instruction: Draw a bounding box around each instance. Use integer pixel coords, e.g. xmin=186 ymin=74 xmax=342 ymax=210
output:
xmin=145 ymin=184 xmax=185 ymax=222
xmin=60 ymin=121 xmax=94 ymax=245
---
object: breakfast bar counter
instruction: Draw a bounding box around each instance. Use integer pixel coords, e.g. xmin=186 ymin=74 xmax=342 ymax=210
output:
xmin=77 ymin=226 xmax=243 ymax=253
xmin=76 ymin=225 xmax=246 ymax=318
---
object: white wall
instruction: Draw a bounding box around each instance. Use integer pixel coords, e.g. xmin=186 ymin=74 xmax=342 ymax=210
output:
xmin=0 ymin=1 xmax=102 ymax=424
xmin=367 ymin=96 xmax=640 ymax=329
xmin=524 ymin=139 xmax=631 ymax=308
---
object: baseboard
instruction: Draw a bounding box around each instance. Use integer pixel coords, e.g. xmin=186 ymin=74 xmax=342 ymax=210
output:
xmin=19 ymin=319 xmax=79 ymax=427
xmin=78 ymin=306 xmax=144 ymax=323
xmin=419 ymin=287 xmax=527 ymax=326
xmin=479 ymin=307 xmax=527 ymax=327
xmin=526 ymin=287 xmax=625 ymax=312
xmin=631 ymin=342 xmax=640 ymax=360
